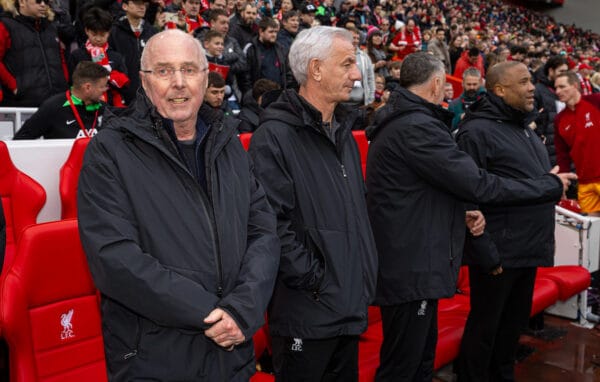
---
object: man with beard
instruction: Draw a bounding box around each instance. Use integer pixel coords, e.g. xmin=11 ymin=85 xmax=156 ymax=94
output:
xmin=245 ymin=17 xmax=294 ymax=89
xmin=277 ymin=10 xmax=300 ymax=56
xmin=449 ymin=67 xmax=485 ymax=130
xmin=533 ymin=55 xmax=569 ymax=165
xmin=229 ymin=2 xmax=258 ymax=49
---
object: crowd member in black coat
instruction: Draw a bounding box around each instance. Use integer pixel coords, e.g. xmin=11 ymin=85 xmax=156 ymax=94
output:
xmin=78 ymin=30 xmax=279 ymax=381
xmin=109 ymin=0 xmax=157 ymax=104
xmin=228 ymin=2 xmax=258 ymax=50
xmin=237 ymin=78 xmax=279 ymax=133
xmin=14 ymin=62 xmax=109 ymax=139
xmin=249 ymin=26 xmax=378 ymax=381
xmin=276 ymin=10 xmax=299 ymax=56
xmin=0 ymin=0 xmax=68 ymax=107
xmin=244 ymin=17 xmax=294 ymax=90
xmin=533 ymin=55 xmax=569 ymax=166
xmin=455 ymin=61 xmax=572 ymax=382
xmin=365 ymin=53 xmax=575 ymax=382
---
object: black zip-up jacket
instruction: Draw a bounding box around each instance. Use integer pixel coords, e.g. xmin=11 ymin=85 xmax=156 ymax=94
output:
xmin=77 ymin=93 xmax=279 ymax=381
xmin=0 ymin=14 xmax=68 ymax=107
xmin=457 ymin=93 xmax=558 ymax=269
xmin=244 ymin=36 xmax=296 ymax=91
xmin=249 ymin=89 xmax=378 ymax=339
xmin=533 ymin=68 xmax=559 ymax=165
xmin=108 ymin=17 xmax=156 ymax=104
xmin=366 ymin=88 xmax=563 ymax=305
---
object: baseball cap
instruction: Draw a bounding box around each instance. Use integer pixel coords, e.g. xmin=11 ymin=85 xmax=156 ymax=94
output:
xmin=301 ymin=3 xmax=317 ymax=14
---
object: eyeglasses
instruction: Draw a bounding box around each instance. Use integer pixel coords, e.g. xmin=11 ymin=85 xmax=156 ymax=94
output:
xmin=141 ymin=66 xmax=207 ymax=80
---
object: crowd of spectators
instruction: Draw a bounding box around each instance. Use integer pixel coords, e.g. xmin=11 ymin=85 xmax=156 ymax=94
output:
xmin=1 ymin=0 xmax=599 ymax=129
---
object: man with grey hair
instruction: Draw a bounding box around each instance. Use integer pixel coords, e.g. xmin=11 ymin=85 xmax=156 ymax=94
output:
xmin=77 ymin=29 xmax=279 ymax=380
xmin=249 ymin=26 xmax=378 ymax=381
xmin=366 ymin=53 xmax=575 ymax=381
xmin=448 ymin=67 xmax=485 ymax=130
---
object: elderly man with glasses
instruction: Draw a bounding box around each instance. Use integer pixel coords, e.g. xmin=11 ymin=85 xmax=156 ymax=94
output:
xmin=77 ymin=29 xmax=279 ymax=381
xmin=0 ymin=0 xmax=68 ymax=107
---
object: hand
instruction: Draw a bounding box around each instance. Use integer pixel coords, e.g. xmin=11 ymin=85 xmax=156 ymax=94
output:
xmin=550 ymin=166 xmax=577 ymax=198
xmin=490 ymin=265 xmax=503 ymax=276
xmin=465 ymin=210 xmax=485 ymax=236
xmin=204 ymin=308 xmax=245 ymax=350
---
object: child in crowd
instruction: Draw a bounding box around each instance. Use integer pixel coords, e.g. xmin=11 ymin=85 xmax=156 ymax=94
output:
xmin=69 ymin=7 xmax=130 ymax=108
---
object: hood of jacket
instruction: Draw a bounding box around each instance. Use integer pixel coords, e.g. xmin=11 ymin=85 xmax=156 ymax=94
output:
xmin=260 ymin=89 xmax=358 ymax=134
xmin=462 ymin=92 xmax=535 ymax=127
xmin=369 ymin=86 xmax=454 ymax=139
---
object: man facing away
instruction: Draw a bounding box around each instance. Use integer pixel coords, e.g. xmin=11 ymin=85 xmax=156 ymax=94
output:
xmin=366 ymin=52 xmax=575 ymax=381
xmin=249 ymin=26 xmax=378 ymax=381
xmin=554 ymin=71 xmax=600 ymax=216
xmin=77 ymin=29 xmax=279 ymax=381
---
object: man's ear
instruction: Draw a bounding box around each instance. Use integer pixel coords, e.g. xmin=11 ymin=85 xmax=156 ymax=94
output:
xmin=308 ymin=58 xmax=321 ymax=82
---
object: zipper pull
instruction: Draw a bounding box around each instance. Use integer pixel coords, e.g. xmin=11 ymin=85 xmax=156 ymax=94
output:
xmin=123 ymin=350 xmax=138 ymax=360
xmin=217 ymin=285 xmax=223 ymax=298
xmin=523 ymin=128 xmax=530 ymax=138
xmin=340 ymin=164 xmax=348 ymax=178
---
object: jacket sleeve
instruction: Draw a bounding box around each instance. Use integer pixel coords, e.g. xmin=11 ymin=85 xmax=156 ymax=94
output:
xmin=225 ymin=38 xmax=247 ymax=75
xmin=402 ymin=118 xmax=563 ymax=205
xmin=12 ymin=104 xmax=51 ymax=139
xmin=217 ymin=165 xmax=280 ymax=339
xmin=248 ymin=125 xmax=326 ymax=291
xmin=0 ymin=22 xmax=16 ymax=92
xmin=363 ymin=53 xmax=375 ymax=105
xmin=77 ymin=136 xmax=220 ymax=330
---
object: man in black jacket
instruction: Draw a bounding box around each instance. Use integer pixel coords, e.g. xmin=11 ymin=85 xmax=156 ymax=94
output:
xmin=533 ymin=55 xmax=569 ymax=166
xmin=78 ymin=30 xmax=279 ymax=381
xmin=366 ymin=53 xmax=575 ymax=381
xmin=244 ymin=17 xmax=294 ymax=90
xmin=249 ymin=26 xmax=378 ymax=381
xmin=109 ymin=0 xmax=157 ymax=104
xmin=455 ymin=61 xmax=570 ymax=382
xmin=0 ymin=0 xmax=68 ymax=107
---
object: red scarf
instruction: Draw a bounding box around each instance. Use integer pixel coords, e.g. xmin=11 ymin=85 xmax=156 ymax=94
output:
xmin=85 ymin=40 xmax=110 ymax=68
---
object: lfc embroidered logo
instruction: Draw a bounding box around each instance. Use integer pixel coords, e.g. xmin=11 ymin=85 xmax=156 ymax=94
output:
xmin=60 ymin=309 xmax=75 ymax=340
xmin=291 ymin=338 xmax=303 ymax=352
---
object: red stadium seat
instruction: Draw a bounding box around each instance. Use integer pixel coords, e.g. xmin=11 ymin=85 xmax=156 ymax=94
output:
xmin=352 ymin=130 xmax=369 ymax=179
xmin=59 ymin=138 xmax=91 ymax=219
xmin=0 ymin=141 xmax=46 ymax=272
xmin=530 ymin=277 xmax=560 ymax=316
xmin=0 ymin=220 xmax=107 ymax=381
xmin=537 ymin=266 xmax=591 ymax=301
xmin=239 ymin=133 xmax=253 ymax=151
xmin=251 ymin=323 xmax=274 ymax=381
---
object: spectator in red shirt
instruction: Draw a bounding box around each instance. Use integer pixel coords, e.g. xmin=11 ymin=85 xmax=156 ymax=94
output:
xmin=389 ymin=18 xmax=421 ymax=61
xmin=554 ymin=71 xmax=600 ymax=215
xmin=453 ymin=47 xmax=485 ymax=80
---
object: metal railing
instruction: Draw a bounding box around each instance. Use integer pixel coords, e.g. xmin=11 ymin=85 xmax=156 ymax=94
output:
xmin=0 ymin=107 xmax=38 ymax=139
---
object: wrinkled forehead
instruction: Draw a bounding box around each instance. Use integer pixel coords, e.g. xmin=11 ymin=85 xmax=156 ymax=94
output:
xmin=146 ymin=35 xmax=204 ymax=67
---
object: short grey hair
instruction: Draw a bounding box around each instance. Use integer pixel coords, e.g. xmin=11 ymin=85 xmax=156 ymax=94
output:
xmin=140 ymin=29 xmax=207 ymax=70
xmin=400 ymin=52 xmax=445 ymax=89
xmin=288 ymin=26 xmax=353 ymax=86
xmin=463 ymin=67 xmax=481 ymax=80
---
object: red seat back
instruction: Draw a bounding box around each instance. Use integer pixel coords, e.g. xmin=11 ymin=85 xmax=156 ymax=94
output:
xmin=0 ymin=141 xmax=46 ymax=271
xmin=239 ymin=133 xmax=252 ymax=151
xmin=0 ymin=220 xmax=107 ymax=381
xmin=352 ymin=130 xmax=369 ymax=179
xmin=445 ymin=74 xmax=463 ymax=98
xmin=59 ymin=138 xmax=91 ymax=219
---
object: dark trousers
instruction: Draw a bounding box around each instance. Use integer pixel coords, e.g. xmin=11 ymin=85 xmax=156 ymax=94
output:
xmin=456 ymin=266 xmax=537 ymax=382
xmin=271 ymin=335 xmax=359 ymax=382
xmin=375 ymin=299 xmax=438 ymax=382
